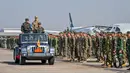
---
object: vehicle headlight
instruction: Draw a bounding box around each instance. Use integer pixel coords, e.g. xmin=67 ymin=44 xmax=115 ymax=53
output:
xmin=50 ymin=48 xmax=55 ymax=54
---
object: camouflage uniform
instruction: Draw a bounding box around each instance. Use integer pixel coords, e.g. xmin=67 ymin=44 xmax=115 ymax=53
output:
xmin=84 ymin=34 xmax=88 ymax=61
xmin=122 ymin=35 xmax=127 ymax=65
xmin=21 ymin=22 xmax=32 ymax=33
xmin=32 ymin=16 xmax=39 ymax=33
xmin=105 ymin=35 xmax=110 ymax=66
xmin=79 ymin=33 xmax=85 ymax=61
xmin=107 ymin=35 xmax=112 ymax=67
xmin=88 ymin=35 xmax=92 ymax=59
xmin=36 ymin=27 xmax=45 ymax=33
xmin=95 ymin=34 xmax=100 ymax=61
xmin=117 ymin=34 xmax=123 ymax=68
xmin=111 ymin=33 xmax=117 ymax=66
xmin=102 ymin=34 xmax=107 ymax=66
xmin=59 ymin=34 xmax=64 ymax=56
xmin=71 ymin=33 xmax=76 ymax=61
xmin=67 ymin=33 xmax=72 ymax=60
xmin=99 ymin=34 xmax=103 ymax=62
xmin=92 ymin=36 xmax=96 ymax=56
xmin=63 ymin=34 xmax=66 ymax=57
xmin=126 ymin=33 xmax=130 ymax=66
xmin=64 ymin=34 xmax=68 ymax=58
xmin=75 ymin=34 xmax=79 ymax=61
xmin=52 ymin=36 xmax=58 ymax=56
xmin=76 ymin=34 xmax=81 ymax=62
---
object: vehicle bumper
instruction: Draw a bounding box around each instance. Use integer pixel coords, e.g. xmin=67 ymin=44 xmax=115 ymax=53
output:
xmin=21 ymin=53 xmax=54 ymax=60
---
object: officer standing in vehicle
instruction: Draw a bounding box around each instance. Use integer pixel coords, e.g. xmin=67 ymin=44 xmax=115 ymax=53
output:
xmin=32 ymin=16 xmax=40 ymax=33
xmin=36 ymin=22 xmax=45 ymax=33
xmin=21 ymin=18 xmax=32 ymax=33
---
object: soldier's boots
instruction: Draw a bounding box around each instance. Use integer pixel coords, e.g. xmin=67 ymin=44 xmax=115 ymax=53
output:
xmin=101 ymin=63 xmax=107 ymax=68
xmin=122 ymin=63 xmax=127 ymax=67
xmin=99 ymin=58 xmax=104 ymax=63
xmin=107 ymin=64 xmax=111 ymax=68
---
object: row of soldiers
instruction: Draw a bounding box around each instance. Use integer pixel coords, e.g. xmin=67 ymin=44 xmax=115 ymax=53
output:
xmin=49 ymin=32 xmax=93 ymax=62
xmin=48 ymin=31 xmax=130 ymax=69
xmin=0 ymin=36 xmax=18 ymax=49
xmin=6 ymin=36 xmax=18 ymax=49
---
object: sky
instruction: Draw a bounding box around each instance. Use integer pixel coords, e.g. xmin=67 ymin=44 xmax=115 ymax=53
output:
xmin=0 ymin=0 xmax=130 ymax=31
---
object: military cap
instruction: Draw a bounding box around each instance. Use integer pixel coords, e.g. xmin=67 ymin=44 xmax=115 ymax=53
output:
xmin=35 ymin=16 xmax=38 ymax=19
xmin=111 ymin=32 xmax=115 ymax=34
xmin=117 ymin=32 xmax=122 ymax=34
xmin=127 ymin=31 xmax=130 ymax=34
xmin=25 ymin=18 xmax=29 ymax=21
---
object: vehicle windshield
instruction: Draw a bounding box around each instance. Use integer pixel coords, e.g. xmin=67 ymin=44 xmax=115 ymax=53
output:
xmin=20 ymin=33 xmax=48 ymax=43
xmin=106 ymin=27 xmax=112 ymax=31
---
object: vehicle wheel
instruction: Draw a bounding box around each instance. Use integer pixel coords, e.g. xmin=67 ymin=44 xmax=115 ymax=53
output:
xmin=13 ymin=49 xmax=19 ymax=63
xmin=48 ymin=57 xmax=55 ymax=65
xmin=41 ymin=60 xmax=46 ymax=64
xmin=15 ymin=58 xmax=19 ymax=63
xmin=113 ymin=56 xmax=119 ymax=68
xmin=19 ymin=55 xmax=26 ymax=65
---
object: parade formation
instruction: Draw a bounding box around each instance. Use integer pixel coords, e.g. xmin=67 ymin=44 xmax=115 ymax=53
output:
xmin=48 ymin=30 xmax=130 ymax=69
xmin=0 ymin=16 xmax=130 ymax=70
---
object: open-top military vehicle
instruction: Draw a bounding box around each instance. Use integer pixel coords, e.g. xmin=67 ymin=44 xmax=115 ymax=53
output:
xmin=13 ymin=33 xmax=55 ymax=65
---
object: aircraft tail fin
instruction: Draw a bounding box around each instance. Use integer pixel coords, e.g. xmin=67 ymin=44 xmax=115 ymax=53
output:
xmin=69 ymin=13 xmax=74 ymax=28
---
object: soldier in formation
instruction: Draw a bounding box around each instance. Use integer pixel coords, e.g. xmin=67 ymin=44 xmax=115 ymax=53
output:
xmin=126 ymin=31 xmax=130 ymax=70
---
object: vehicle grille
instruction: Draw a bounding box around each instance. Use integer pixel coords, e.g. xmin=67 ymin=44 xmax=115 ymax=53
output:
xmin=31 ymin=46 xmax=45 ymax=53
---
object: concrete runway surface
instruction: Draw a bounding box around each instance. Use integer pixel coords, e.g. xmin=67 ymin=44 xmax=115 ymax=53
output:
xmin=0 ymin=48 xmax=129 ymax=73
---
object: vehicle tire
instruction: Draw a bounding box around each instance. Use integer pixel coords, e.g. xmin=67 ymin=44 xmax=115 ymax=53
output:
xmin=15 ymin=58 xmax=19 ymax=63
xmin=48 ymin=57 xmax=55 ymax=65
xmin=113 ymin=56 xmax=119 ymax=68
xmin=41 ymin=60 xmax=46 ymax=64
xmin=19 ymin=55 xmax=26 ymax=65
